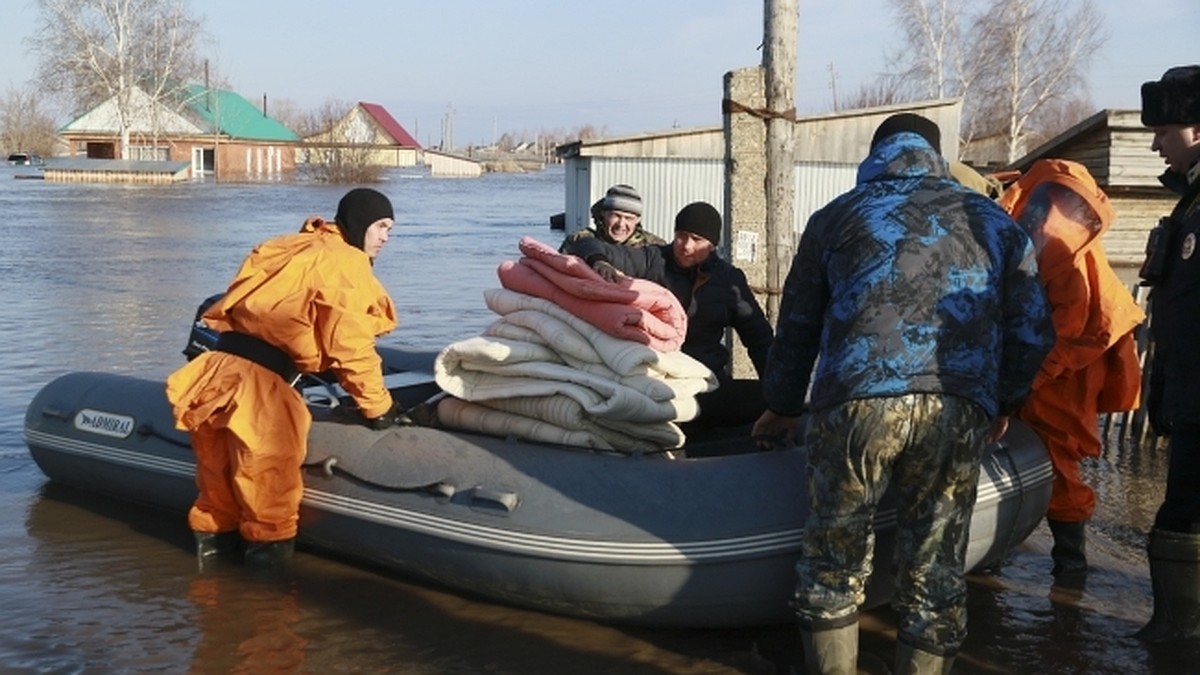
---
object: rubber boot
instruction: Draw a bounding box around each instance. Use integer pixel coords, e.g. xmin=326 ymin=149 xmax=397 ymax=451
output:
xmin=244 ymin=539 xmax=295 ymax=577
xmin=195 ymin=530 xmax=241 ymax=572
xmin=1048 ymin=519 xmax=1088 ymax=577
xmin=799 ymin=618 xmax=858 ymax=675
xmin=894 ymin=642 xmax=954 ymax=675
xmin=1134 ymin=528 xmax=1200 ymax=643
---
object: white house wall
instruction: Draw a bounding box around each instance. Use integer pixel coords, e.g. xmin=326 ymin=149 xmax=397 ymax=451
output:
xmin=62 ymin=87 xmax=204 ymax=135
xmin=425 ymin=150 xmax=483 ymax=178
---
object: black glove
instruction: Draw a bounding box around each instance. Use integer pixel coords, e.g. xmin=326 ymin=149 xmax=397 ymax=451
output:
xmin=591 ymin=259 xmax=624 ymax=283
xmin=1146 ymin=379 xmax=1172 ymax=438
xmin=364 ymin=401 xmax=414 ymax=430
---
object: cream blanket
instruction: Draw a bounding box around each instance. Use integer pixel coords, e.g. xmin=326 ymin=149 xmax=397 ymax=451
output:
xmin=434 ymin=284 xmax=715 ymax=453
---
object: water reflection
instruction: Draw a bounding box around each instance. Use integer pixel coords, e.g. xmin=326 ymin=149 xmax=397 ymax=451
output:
xmin=187 ymin=575 xmax=308 ymax=674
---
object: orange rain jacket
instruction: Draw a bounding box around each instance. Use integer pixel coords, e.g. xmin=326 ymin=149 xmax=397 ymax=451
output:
xmin=166 ymin=218 xmax=397 ymax=541
xmin=999 ymin=159 xmax=1145 ymax=522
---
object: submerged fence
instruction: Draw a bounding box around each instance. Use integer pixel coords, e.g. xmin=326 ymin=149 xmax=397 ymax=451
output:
xmin=1100 ymin=283 xmax=1166 ymax=451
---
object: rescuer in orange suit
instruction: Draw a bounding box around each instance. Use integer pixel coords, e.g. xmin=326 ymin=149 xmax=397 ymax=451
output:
xmin=999 ymin=159 xmax=1146 ymax=581
xmin=166 ymin=187 xmax=407 ymax=572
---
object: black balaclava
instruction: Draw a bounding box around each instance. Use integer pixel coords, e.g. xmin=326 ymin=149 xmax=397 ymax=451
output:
xmin=334 ymin=188 xmax=394 ymax=250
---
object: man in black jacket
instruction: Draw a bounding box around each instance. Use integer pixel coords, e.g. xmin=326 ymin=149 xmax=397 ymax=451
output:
xmin=1135 ymin=64 xmax=1200 ymax=643
xmin=563 ymin=201 xmax=773 ymax=428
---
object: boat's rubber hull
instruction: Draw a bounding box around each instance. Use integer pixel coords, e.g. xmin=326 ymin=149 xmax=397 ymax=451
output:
xmin=24 ymin=362 xmax=1052 ymax=627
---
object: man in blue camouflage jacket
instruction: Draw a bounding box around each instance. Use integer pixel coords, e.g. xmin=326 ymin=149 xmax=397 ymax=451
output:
xmin=752 ymin=113 xmax=1055 ymax=675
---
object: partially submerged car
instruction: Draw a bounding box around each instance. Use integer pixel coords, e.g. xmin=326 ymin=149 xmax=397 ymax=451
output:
xmin=7 ymin=152 xmax=44 ymax=166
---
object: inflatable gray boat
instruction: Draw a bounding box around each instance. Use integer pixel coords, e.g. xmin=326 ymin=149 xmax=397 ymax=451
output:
xmin=24 ymin=346 xmax=1052 ymax=628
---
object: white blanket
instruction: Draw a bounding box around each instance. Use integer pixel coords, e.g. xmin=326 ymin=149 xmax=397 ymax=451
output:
xmin=433 ymin=288 xmax=716 ymax=452
xmin=435 ymin=335 xmax=700 ymax=423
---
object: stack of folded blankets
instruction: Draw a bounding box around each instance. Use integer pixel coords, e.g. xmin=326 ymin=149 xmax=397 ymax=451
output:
xmin=433 ymin=236 xmax=717 ymax=454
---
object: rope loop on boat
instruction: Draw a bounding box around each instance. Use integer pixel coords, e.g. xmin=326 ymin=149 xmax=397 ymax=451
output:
xmin=321 ymin=456 xmax=338 ymax=477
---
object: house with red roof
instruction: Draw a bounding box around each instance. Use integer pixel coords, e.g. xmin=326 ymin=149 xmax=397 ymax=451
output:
xmin=300 ymin=101 xmax=422 ymax=167
xmin=300 ymin=101 xmax=482 ymax=177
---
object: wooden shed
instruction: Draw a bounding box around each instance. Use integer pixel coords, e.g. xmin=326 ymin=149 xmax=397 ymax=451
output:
xmin=58 ymin=85 xmax=298 ymax=181
xmin=1008 ymin=109 xmax=1172 ymax=267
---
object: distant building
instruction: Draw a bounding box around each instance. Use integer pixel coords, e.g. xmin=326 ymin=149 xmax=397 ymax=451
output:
xmin=58 ymin=84 xmax=299 ymax=180
xmin=300 ymin=101 xmax=420 ymax=168
xmin=300 ymin=101 xmax=481 ymax=177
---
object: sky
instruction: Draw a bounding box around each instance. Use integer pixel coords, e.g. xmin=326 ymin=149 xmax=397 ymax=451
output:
xmin=1 ymin=0 xmax=1195 ymax=148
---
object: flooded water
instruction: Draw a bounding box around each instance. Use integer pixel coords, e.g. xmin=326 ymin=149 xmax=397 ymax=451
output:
xmin=1 ymin=164 xmax=1196 ymax=674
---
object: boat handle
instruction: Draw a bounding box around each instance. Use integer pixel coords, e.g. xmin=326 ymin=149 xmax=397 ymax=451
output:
xmin=40 ymin=406 xmax=71 ymax=420
xmin=321 ymin=457 xmax=338 ymax=477
xmin=470 ymin=486 xmax=519 ymax=512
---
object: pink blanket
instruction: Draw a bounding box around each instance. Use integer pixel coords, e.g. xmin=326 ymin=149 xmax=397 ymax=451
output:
xmin=497 ymin=237 xmax=687 ymax=352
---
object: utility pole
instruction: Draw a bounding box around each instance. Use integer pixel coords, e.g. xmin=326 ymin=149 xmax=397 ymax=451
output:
xmin=828 ymin=62 xmax=839 ymax=111
xmin=763 ymin=0 xmax=797 ymax=324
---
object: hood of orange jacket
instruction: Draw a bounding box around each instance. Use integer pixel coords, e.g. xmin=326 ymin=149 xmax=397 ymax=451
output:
xmin=1000 ymin=159 xmax=1144 ymax=389
xmin=999 ymin=159 xmax=1117 ymax=278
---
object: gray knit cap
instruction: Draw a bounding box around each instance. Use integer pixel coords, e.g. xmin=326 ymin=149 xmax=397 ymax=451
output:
xmin=602 ymin=184 xmax=642 ymax=216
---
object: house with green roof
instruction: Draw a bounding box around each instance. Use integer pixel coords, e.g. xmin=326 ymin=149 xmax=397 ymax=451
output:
xmin=58 ymin=84 xmax=299 ymax=180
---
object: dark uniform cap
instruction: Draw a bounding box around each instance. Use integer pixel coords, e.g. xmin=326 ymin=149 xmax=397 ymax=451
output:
xmin=1141 ymin=65 xmax=1200 ymax=127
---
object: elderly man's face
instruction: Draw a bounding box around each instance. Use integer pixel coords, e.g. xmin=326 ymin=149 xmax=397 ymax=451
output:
xmin=602 ymin=210 xmax=639 ymax=244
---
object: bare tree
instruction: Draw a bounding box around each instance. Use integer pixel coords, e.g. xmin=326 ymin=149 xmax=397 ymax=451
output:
xmin=841 ymin=75 xmax=909 ymax=110
xmin=973 ymin=0 xmax=1104 ymax=162
xmin=878 ymin=0 xmax=1103 ymax=163
xmin=884 ymin=0 xmax=963 ymax=100
xmin=0 ymin=85 xmax=60 ymax=156
xmin=1022 ymin=95 xmax=1095 ymax=150
xmin=265 ymin=97 xmax=305 ymax=136
xmin=28 ymin=0 xmax=204 ymax=159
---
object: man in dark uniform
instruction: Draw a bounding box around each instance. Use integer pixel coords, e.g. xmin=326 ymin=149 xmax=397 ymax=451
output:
xmin=1135 ymin=64 xmax=1200 ymax=643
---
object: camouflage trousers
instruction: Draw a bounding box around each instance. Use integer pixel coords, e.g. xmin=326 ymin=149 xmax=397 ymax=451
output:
xmin=794 ymin=393 xmax=989 ymax=653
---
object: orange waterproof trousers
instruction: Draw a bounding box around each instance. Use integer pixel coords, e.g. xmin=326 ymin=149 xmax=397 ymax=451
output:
xmin=172 ymin=353 xmax=312 ymax=542
xmin=1019 ymin=367 xmax=1105 ymax=523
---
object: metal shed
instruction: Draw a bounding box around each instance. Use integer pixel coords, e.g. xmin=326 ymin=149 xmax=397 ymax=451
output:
xmin=555 ymin=99 xmax=963 ymax=245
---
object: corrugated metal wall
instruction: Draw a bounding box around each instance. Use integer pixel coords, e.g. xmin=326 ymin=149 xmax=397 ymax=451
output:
xmin=792 ymin=162 xmax=859 ymax=230
xmin=563 ymin=156 xmax=858 ymax=245
xmin=577 ymin=157 xmax=725 ymax=241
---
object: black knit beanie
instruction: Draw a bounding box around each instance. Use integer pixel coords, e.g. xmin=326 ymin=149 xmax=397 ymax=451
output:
xmin=674 ymin=201 xmax=722 ymax=246
xmin=1141 ymin=65 xmax=1200 ymax=126
xmin=870 ymin=113 xmax=942 ymax=153
xmin=335 ymin=187 xmax=394 ymax=250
